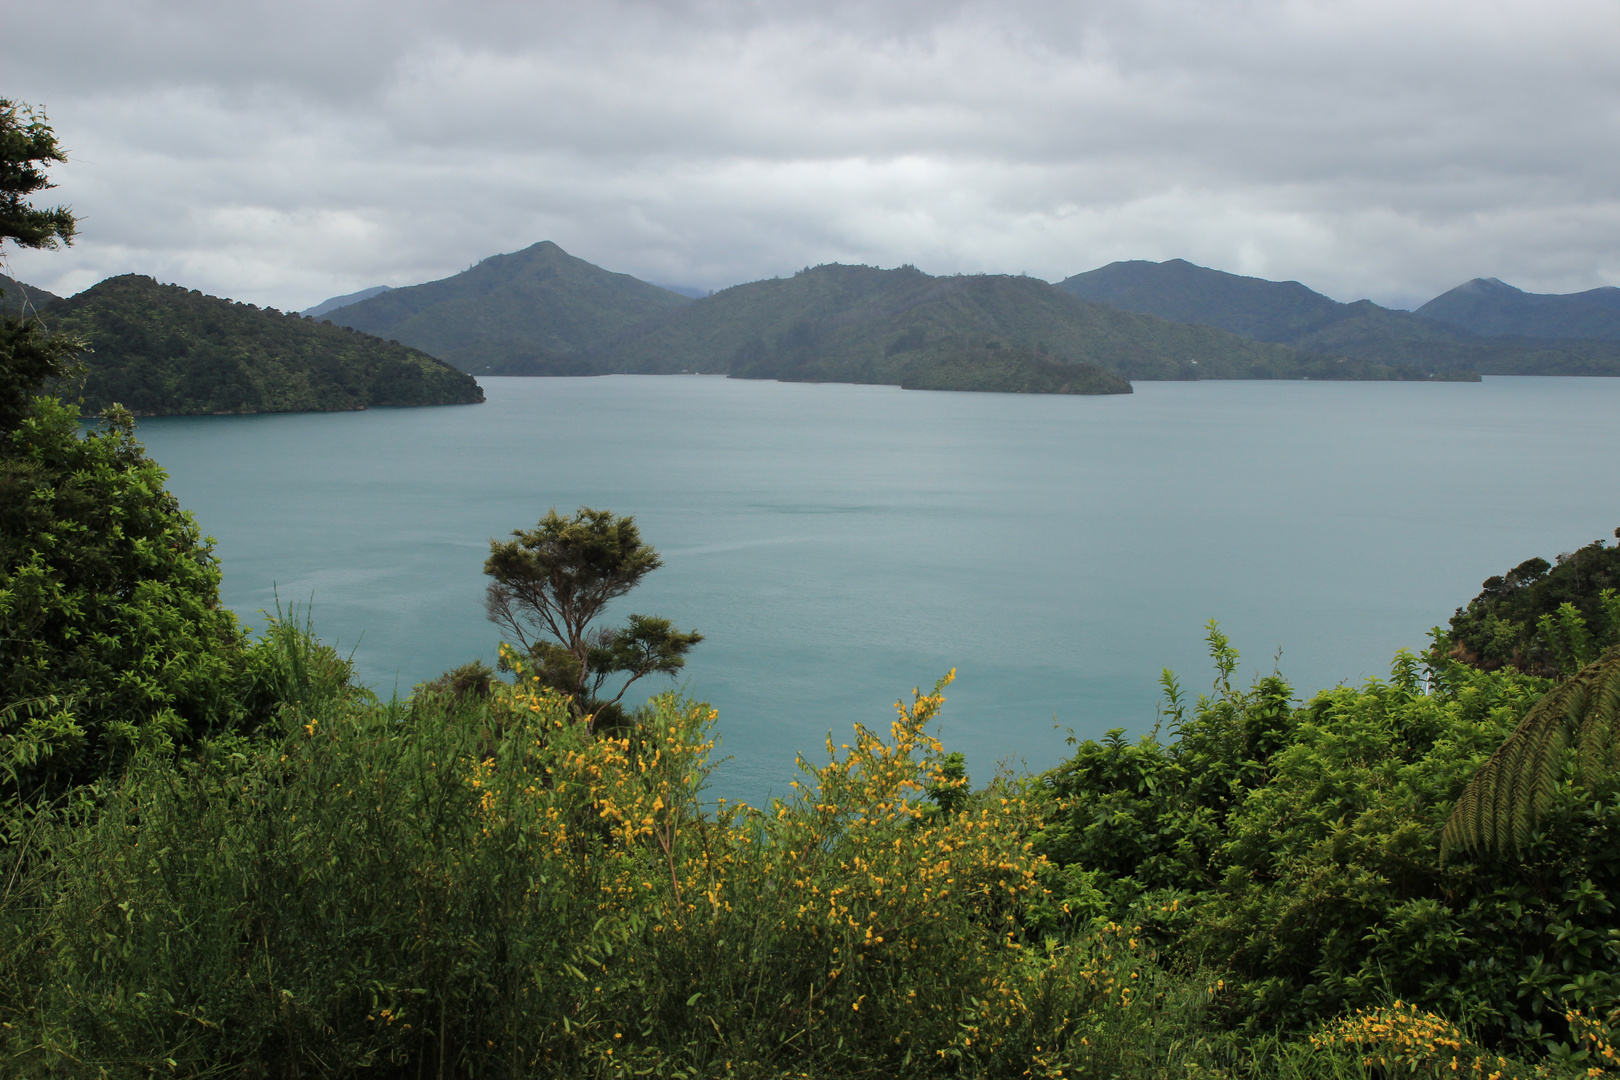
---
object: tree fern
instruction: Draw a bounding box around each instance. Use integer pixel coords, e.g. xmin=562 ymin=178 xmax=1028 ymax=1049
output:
xmin=1441 ymin=643 xmax=1620 ymax=858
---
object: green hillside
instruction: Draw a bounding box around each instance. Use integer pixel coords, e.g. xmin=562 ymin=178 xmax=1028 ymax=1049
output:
xmin=319 ymin=241 xmax=691 ymax=374
xmin=1416 ymin=276 xmax=1620 ymax=341
xmin=1058 ymin=259 xmax=1620 ymax=375
xmin=899 ymin=344 xmax=1131 ymax=394
xmin=1054 ymin=258 xmax=1345 ymax=342
xmin=0 ymin=271 xmax=59 ymax=317
xmin=300 ymin=284 xmax=390 ymax=319
xmin=591 ymin=263 xmax=1450 ymax=386
xmin=46 ymin=275 xmax=484 ymax=416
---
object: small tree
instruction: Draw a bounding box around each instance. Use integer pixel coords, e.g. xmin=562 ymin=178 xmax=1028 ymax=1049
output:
xmin=484 ymin=507 xmax=701 ymax=728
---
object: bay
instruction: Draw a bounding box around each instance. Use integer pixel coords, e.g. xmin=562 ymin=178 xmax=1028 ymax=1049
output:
xmin=134 ymin=375 xmax=1620 ymax=803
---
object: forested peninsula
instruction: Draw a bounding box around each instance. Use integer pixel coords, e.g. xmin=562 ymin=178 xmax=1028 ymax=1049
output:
xmin=42 ymin=275 xmax=484 ymax=415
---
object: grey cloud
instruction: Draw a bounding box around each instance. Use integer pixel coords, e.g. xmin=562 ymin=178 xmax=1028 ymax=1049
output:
xmin=4 ymin=0 xmax=1618 ymax=310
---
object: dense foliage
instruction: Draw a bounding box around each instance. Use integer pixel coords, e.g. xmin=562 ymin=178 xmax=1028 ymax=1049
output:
xmin=321 ymin=240 xmax=691 ymax=375
xmin=45 ymin=274 xmax=485 ymax=415
xmin=1443 ymin=643 xmax=1620 ymax=858
xmin=0 ymin=396 xmax=250 ymax=794
xmin=1058 ymin=258 xmax=1620 ymax=376
xmin=0 ymin=659 xmax=1131 ymax=1078
xmin=1446 ymin=533 xmax=1620 ymax=675
xmin=1037 ymin=625 xmax=1620 ymax=1058
xmin=593 ymin=262 xmax=1448 ymax=387
xmin=898 ymin=343 xmax=1132 ymax=395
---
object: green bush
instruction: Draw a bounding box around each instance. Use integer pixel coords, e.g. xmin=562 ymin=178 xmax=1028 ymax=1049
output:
xmin=0 ymin=396 xmax=249 ymax=794
xmin=1 ymin=654 xmax=1231 ymax=1078
xmin=1036 ymin=624 xmax=1620 ymax=1054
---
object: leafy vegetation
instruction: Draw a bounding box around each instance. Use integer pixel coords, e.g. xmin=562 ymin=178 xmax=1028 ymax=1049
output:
xmin=1442 ymin=643 xmax=1620 ymax=857
xmin=1058 ymin=258 xmax=1620 ymax=376
xmin=43 ymin=274 xmax=485 ymax=415
xmin=320 ymin=240 xmax=692 ymax=375
xmin=484 ymin=507 xmax=703 ymax=730
xmin=0 ymin=98 xmax=75 ymax=253
xmin=0 ymin=396 xmax=251 ymax=796
xmin=1035 ymin=625 xmax=1620 ymax=1059
xmin=1445 ymin=532 xmax=1620 ymax=675
xmin=593 ymin=262 xmax=1448 ymax=388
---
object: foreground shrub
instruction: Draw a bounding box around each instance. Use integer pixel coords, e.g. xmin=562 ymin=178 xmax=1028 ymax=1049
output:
xmin=1036 ymin=625 xmax=1620 ymax=1055
xmin=0 ymin=645 xmax=1228 ymax=1078
xmin=0 ymin=398 xmax=249 ymax=795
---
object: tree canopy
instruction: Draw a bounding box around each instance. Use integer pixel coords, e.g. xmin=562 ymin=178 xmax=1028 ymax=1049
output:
xmin=0 ymin=98 xmax=75 ymax=252
xmin=484 ymin=507 xmax=701 ymax=728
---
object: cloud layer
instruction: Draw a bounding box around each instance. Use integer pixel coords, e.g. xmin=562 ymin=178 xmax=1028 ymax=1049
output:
xmin=6 ymin=0 xmax=1618 ymax=310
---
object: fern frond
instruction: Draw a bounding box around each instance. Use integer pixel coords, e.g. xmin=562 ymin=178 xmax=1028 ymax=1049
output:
xmin=1442 ymin=644 xmax=1620 ymax=859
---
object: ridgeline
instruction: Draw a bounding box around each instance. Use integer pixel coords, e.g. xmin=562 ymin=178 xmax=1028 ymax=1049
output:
xmin=317 ymin=241 xmax=693 ymax=375
xmin=1416 ymin=277 xmax=1620 ymax=342
xmin=45 ymin=275 xmax=484 ymax=416
xmin=590 ymin=263 xmax=1447 ymax=387
xmin=0 ymin=271 xmax=59 ymax=318
xmin=1057 ymin=259 xmax=1620 ymax=375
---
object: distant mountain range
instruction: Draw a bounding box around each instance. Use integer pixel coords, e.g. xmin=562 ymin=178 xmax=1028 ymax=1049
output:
xmin=587 ymin=262 xmax=1446 ymax=385
xmin=301 ymin=285 xmax=391 ymax=319
xmin=41 ymin=276 xmax=483 ymax=415
xmin=315 ymin=241 xmax=692 ymax=375
xmin=1057 ymin=260 xmax=1620 ymax=375
xmin=12 ymin=244 xmax=1620 ymax=412
xmin=1416 ymin=277 xmax=1620 ymax=341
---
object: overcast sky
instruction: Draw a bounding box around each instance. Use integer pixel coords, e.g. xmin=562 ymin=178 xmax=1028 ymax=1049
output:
xmin=4 ymin=0 xmax=1618 ymax=311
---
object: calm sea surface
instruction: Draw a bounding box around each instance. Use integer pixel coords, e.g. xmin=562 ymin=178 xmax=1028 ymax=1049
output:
xmin=134 ymin=376 xmax=1620 ymax=802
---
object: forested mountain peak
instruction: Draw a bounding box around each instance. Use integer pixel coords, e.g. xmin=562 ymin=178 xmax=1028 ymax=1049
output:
xmin=1417 ymin=276 xmax=1620 ymax=341
xmin=1056 ymin=258 xmax=1345 ymax=343
xmin=317 ymin=240 xmax=693 ymax=375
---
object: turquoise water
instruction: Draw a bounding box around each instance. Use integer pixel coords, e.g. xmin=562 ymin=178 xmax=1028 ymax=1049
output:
xmin=134 ymin=376 xmax=1620 ymax=802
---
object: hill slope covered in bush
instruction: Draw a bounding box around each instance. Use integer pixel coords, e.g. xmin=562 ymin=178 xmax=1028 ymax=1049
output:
xmin=47 ymin=275 xmax=485 ymax=415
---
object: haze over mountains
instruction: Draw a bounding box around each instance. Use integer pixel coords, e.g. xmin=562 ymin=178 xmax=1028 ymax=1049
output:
xmin=300 ymin=285 xmax=391 ymax=320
